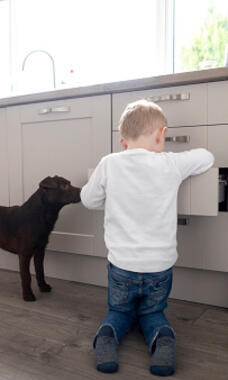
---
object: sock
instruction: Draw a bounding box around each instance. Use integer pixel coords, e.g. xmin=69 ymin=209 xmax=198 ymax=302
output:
xmin=150 ymin=330 xmax=176 ymax=376
xmin=94 ymin=326 xmax=119 ymax=373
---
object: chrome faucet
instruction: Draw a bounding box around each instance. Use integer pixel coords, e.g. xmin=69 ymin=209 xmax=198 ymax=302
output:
xmin=22 ymin=49 xmax=56 ymax=88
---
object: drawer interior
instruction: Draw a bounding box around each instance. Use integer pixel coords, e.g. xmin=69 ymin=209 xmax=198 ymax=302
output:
xmin=219 ymin=168 xmax=228 ymax=212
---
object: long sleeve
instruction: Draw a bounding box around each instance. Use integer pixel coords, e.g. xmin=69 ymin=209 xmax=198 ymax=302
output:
xmin=80 ymin=157 xmax=106 ymax=209
xmin=170 ymin=148 xmax=215 ymax=181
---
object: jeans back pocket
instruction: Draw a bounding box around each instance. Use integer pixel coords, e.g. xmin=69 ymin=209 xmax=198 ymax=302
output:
xmin=145 ymin=272 xmax=172 ymax=310
xmin=108 ymin=270 xmax=129 ymax=307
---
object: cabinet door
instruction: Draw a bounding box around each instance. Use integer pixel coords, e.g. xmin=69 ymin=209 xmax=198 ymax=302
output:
xmin=0 ymin=108 xmax=9 ymax=206
xmin=208 ymin=124 xmax=228 ymax=167
xmin=112 ymin=83 xmax=207 ymax=129
xmin=208 ymin=81 xmax=228 ymax=124
xmin=177 ymin=213 xmax=228 ymax=272
xmin=7 ymin=95 xmax=111 ymax=258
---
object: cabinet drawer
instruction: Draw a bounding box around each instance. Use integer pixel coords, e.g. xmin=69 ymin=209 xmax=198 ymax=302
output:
xmin=165 ymin=126 xmax=207 ymax=152
xmin=208 ymin=124 xmax=228 ymax=167
xmin=112 ymin=131 xmax=218 ymax=216
xmin=18 ymin=97 xmax=95 ymax=123
xmin=112 ymin=83 xmax=207 ymax=130
xmin=208 ymin=81 xmax=228 ymax=124
xmin=113 ymin=126 xmax=207 ymax=153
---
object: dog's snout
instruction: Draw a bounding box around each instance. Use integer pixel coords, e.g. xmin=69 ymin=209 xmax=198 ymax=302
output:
xmin=71 ymin=186 xmax=81 ymax=203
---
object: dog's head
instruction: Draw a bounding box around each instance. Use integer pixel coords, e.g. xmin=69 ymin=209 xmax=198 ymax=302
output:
xmin=39 ymin=176 xmax=81 ymax=206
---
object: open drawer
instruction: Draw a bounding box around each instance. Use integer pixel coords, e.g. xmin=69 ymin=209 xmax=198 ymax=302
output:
xmin=112 ymin=130 xmax=219 ymax=216
xmin=166 ymin=126 xmax=219 ymax=216
xmin=165 ymin=125 xmax=207 ymax=215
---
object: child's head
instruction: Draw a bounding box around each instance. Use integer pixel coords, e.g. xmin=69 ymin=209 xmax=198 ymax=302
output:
xmin=119 ymin=99 xmax=168 ymax=152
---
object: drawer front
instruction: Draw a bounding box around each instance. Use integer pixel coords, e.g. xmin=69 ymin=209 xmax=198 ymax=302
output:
xmin=190 ymin=168 xmax=218 ymax=216
xmin=165 ymin=126 xmax=208 ymax=215
xmin=208 ymin=124 xmax=228 ymax=167
xmin=208 ymin=81 xmax=228 ymax=124
xmin=19 ymin=97 xmax=95 ymax=123
xmin=113 ymin=127 xmax=207 ymax=153
xmin=165 ymin=126 xmax=207 ymax=152
xmin=112 ymin=83 xmax=207 ymax=130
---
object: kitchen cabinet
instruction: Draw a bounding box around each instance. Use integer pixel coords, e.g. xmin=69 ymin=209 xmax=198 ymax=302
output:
xmin=113 ymin=83 xmax=207 ymax=129
xmin=0 ymin=73 xmax=228 ymax=304
xmin=112 ymin=82 xmax=228 ymax=273
xmin=208 ymin=81 xmax=228 ymax=124
xmin=0 ymin=108 xmax=9 ymax=206
xmin=6 ymin=95 xmax=111 ymax=258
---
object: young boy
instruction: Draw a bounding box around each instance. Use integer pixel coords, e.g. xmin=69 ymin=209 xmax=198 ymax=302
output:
xmin=80 ymin=99 xmax=214 ymax=376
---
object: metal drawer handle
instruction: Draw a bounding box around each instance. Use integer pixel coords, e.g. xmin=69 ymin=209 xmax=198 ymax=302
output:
xmin=147 ymin=92 xmax=190 ymax=102
xmin=38 ymin=106 xmax=71 ymax=115
xmin=50 ymin=106 xmax=71 ymax=113
xmin=165 ymin=136 xmax=190 ymax=143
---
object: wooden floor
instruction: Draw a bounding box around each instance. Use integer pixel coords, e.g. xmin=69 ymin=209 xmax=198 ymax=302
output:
xmin=0 ymin=270 xmax=227 ymax=380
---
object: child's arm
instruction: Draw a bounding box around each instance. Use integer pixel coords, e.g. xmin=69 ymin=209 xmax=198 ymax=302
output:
xmin=80 ymin=158 xmax=106 ymax=209
xmin=171 ymin=148 xmax=215 ymax=181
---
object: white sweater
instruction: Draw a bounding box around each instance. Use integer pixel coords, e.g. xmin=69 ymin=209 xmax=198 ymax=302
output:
xmin=80 ymin=148 xmax=214 ymax=273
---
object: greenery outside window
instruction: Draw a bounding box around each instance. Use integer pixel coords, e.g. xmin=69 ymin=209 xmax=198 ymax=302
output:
xmin=174 ymin=0 xmax=228 ymax=72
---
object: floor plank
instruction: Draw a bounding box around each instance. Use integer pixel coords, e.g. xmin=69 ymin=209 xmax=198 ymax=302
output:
xmin=0 ymin=269 xmax=226 ymax=379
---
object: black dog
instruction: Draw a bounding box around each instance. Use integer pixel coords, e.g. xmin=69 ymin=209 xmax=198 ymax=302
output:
xmin=0 ymin=176 xmax=81 ymax=301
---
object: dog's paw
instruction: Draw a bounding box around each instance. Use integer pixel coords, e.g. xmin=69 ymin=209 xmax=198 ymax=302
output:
xmin=23 ymin=293 xmax=36 ymax=302
xmin=40 ymin=283 xmax=52 ymax=292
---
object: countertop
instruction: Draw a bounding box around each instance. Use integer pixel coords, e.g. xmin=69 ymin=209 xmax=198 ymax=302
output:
xmin=1 ymin=67 xmax=228 ymax=108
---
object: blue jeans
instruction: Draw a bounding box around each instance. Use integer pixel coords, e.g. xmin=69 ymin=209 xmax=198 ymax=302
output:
xmin=94 ymin=262 xmax=175 ymax=352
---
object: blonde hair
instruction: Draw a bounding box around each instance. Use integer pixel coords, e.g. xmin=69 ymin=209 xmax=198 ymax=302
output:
xmin=119 ymin=99 xmax=167 ymax=140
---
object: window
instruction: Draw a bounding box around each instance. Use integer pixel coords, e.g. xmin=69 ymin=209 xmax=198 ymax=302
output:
xmin=9 ymin=0 xmax=169 ymax=94
xmin=1 ymin=0 xmax=228 ymax=97
xmin=174 ymin=0 xmax=228 ymax=72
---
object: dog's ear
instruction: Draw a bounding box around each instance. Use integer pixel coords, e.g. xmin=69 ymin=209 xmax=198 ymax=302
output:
xmin=39 ymin=176 xmax=58 ymax=189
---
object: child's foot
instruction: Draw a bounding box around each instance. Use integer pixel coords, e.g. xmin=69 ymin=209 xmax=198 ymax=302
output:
xmin=150 ymin=336 xmax=176 ymax=376
xmin=94 ymin=326 xmax=119 ymax=373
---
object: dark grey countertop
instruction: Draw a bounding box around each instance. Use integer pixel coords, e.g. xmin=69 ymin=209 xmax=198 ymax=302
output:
xmin=1 ymin=67 xmax=228 ymax=108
